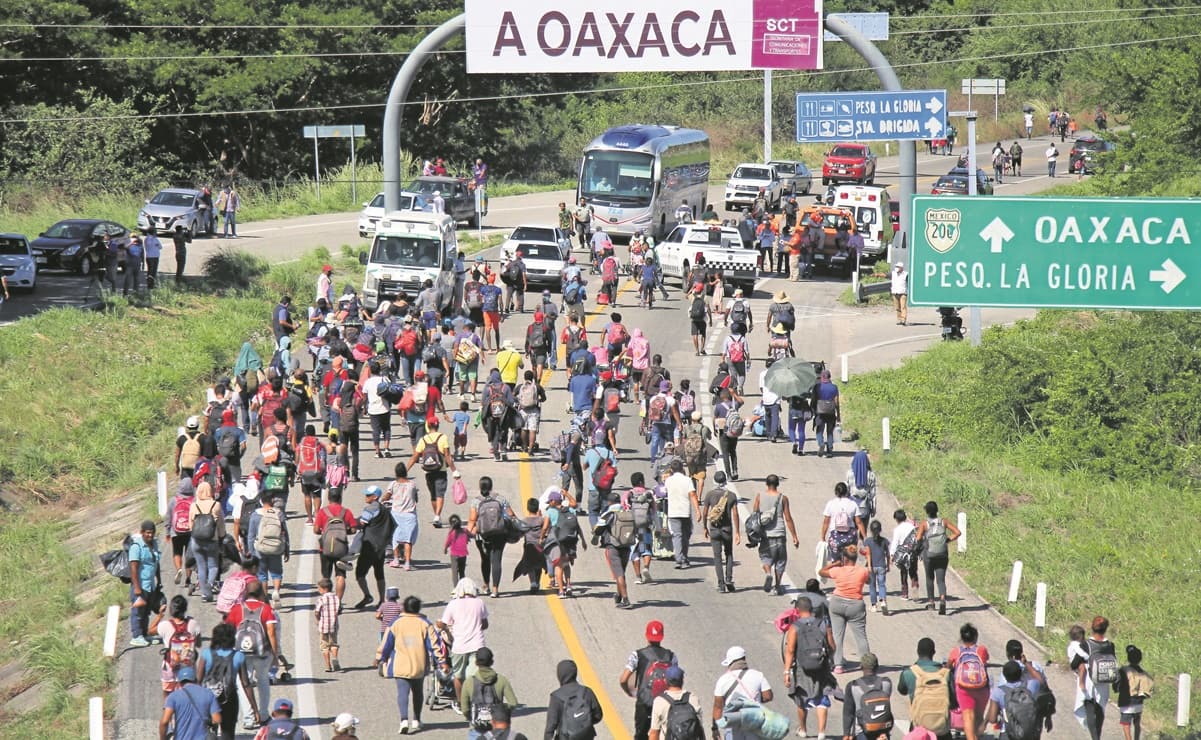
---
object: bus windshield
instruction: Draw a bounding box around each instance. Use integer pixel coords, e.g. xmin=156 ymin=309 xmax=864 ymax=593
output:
xmin=369 ymin=235 xmax=443 ymax=268
xmin=580 ymin=151 xmax=654 ymax=205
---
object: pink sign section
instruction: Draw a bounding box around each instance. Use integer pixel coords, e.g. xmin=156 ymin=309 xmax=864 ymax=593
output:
xmin=751 ymin=0 xmax=824 ymax=70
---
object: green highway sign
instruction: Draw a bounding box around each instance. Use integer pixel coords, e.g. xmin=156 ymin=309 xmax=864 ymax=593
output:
xmin=909 ymin=196 xmax=1201 ymax=310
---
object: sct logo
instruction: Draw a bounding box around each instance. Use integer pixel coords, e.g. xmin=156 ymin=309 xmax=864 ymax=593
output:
xmin=765 ymin=18 xmax=803 ymax=32
xmin=924 ymin=208 xmax=962 ymax=253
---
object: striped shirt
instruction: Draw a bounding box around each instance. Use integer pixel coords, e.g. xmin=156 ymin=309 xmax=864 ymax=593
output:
xmin=377 ymin=600 xmax=403 ymax=633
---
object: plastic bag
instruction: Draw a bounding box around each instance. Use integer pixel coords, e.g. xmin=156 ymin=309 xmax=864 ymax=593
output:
xmin=452 ymin=478 xmax=468 ymax=505
xmin=99 ymin=535 xmax=133 ymax=583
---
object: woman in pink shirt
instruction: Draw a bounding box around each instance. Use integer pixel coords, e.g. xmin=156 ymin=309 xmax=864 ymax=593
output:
xmin=818 ymin=544 xmax=871 ymax=674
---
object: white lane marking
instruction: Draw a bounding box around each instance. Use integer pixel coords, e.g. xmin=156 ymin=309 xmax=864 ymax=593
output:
xmin=841 ymin=331 xmax=941 ymax=359
xmin=240 ymin=217 xmax=356 ymax=235
xmin=292 ymin=524 xmax=323 ymax=739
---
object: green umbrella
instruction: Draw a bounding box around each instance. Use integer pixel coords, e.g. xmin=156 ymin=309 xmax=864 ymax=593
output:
xmin=764 ymin=357 xmax=820 ymax=398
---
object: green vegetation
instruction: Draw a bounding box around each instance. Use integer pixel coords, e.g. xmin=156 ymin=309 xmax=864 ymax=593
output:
xmin=842 ymin=311 xmax=1201 ymax=729
xmin=838 ymin=273 xmax=890 ymax=307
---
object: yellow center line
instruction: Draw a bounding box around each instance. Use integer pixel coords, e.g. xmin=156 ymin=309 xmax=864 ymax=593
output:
xmin=516 ymin=277 xmax=640 ymax=740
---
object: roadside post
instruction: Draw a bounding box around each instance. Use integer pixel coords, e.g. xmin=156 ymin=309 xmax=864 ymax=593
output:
xmin=302 ymin=125 xmax=366 ymax=203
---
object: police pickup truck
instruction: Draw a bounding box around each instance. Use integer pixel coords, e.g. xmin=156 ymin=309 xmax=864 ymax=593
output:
xmin=658 ymin=222 xmax=760 ymax=294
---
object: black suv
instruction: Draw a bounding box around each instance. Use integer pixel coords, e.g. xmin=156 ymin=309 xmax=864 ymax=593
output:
xmin=1069 ymin=136 xmax=1115 ymax=175
xmin=408 ymin=177 xmax=485 ymax=227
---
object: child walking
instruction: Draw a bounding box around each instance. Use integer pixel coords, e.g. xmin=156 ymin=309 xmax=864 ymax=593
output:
xmin=452 ymin=401 xmax=472 ymax=460
xmin=315 ymin=577 xmax=341 ymax=672
xmin=375 ymin=587 xmax=402 ymax=641
xmin=1117 ymin=644 xmax=1152 ymax=740
xmin=520 ymin=498 xmax=546 ymax=593
xmin=443 ymin=514 xmax=469 ymax=589
xmin=864 ymin=519 xmax=890 ymax=614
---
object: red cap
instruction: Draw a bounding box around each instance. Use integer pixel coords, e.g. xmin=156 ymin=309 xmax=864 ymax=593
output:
xmin=322 ymin=264 xmax=332 ymax=273
xmin=646 ymin=620 xmax=664 ymax=641
xmin=534 ymin=311 xmax=545 ymax=322
xmin=599 ymin=370 xmax=613 ymax=382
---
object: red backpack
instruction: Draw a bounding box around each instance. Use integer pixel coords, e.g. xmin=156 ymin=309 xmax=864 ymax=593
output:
xmin=172 ymin=496 xmax=193 ymax=534
xmin=297 ymin=436 xmax=323 ymax=477
xmin=602 ymin=257 xmax=618 ymax=282
xmin=728 ymin=337 xmax=746 ymax=363
xmin=395 ymin=327 xmax=419 ymax=357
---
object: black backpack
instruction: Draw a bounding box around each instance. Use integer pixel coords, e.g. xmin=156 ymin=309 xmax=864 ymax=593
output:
xmin=471 ymin=679 xmax=500 ymax=731
xmin=689 ymin=296 xmax=706 ymax=320
xmin=558 ymin=686 xmax=594 ymax=740
xmin=1003 ymin=685 xmax=1042 ymax=740
xmin=201 ymin=649 xmax=238 ymax=703
xmin=665 ymin=692 xmax=704 ymax=740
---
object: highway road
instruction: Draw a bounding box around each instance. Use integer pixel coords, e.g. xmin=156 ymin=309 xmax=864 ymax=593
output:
xmin=108 ymin=132 xmax=1107 ymax=739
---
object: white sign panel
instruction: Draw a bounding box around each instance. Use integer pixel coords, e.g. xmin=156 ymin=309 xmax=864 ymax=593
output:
xmin=824 ymin=13 xmax=889 ymax=41
xmin=465 ymin=0 xmax=824 ymax=73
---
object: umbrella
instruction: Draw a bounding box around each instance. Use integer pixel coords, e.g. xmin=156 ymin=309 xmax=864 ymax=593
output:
xmin=764 ymin=357 xmax=820 ymax=398
xmin=1023 ymin=104 xmax=1036 ymax=113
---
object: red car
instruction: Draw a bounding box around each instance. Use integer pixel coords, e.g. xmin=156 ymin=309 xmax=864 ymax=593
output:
xmin=822 ymin=143 xmax=878 ymax=186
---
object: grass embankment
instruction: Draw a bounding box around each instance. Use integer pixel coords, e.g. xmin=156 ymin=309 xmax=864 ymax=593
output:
xmin=841 ymin=311 xmax=1200 ymax=732
xmin=838 ymin=272 xmax=890 ymax=307
xmin=0 ymin=244 xmax=366 ymax=736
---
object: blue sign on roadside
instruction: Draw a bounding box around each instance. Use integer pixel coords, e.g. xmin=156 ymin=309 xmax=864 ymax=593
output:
xmin=795 ymin=90 xmax=946 ymax=143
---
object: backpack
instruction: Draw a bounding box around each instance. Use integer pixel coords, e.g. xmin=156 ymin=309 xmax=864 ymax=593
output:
xmin=954 ymin=646 xmax=989 ymax=690
xmin=191 ymin=500 xmax=219 ymax=543
xmin=471 ymin=679 xmax=500 ymax=731
xmin=216 ymin=427 xmax=241 ymax=461
xmin=602 ymin=257 xmax=619 ymax=283
xmin=605 ymin=322 xmax=628 ymax=348
xmin=833 ymin=504 xmax=854 ymax=533
xmin=724 ymin=414 xmax=745 ymax=439
xmin=262 ymin=462 xmax=288 ymax=492
xmin=258 ymin=391 xmax=283 ymax=429
xmin=320 ymin=511 xmax=350 ymax=559
xmin=487 ymin=387 xmax=507 ymax=419
xmin=893 ymin=528 xmax=923 ymax=570
xmin=604 ymin=387 xmax=621 ymax=413
xmin=629 ymin=489 xmax=653 ymax=529
xmin=564 ymin=282 xmax=582 ymax=305
xmin=635 ymin=646 xmax=674 ymax=705
xmin=163 ymin=620 xmax=197 ymax=680
xmin=180 ymin=433 xmax=202 ymax=472
xmin=396 ymin=328 xmax=419 ymax=357
xmin=201 ymin=650 xmax=238 ymax=703
xmin=611 ymin=510 xmax=637 ymax=547
xmin=677 ymin=391 xmax=695 ymax=417
xmin=504 ymin=260 xmax=521 ymax=284
xmin=571 ymin=354 xmax=590 ymax=377
xmin=236 ymin=604 xmax=269 ymax=657
xmin=683 ymin=429 xmax=706 ymax=467
xmin=1002 ymin=685 xmax=1041 ymax=740
xmin=909 ymin=665 xmax=951 ymax=735
xmin=1125 ymin=667 xmax=1153 ymax=700
xmin=465 ymin=282 xmax=483 ymax=308
xmin=172 ymin=496 xmax=194 ymax=534
xmin=419 ymin=434 xmax=446 ymax=472
xmin=775 ymin=303 xmax=796 ymax=330
xmin=207 ymin=399 xmax=231 ymax=433
xmin=592 ymin=453 xmax=617 ymax=490
xmin=529 ymin=322 xmax=548 ymax=350
xmin=269 ymin=349 xmax=286 ymax=377
xmin=706 ymin=489 xmax=731 ymax=527
xmin=554 ymin=508 xmax=581 ymax=544
xmin=379 ymin=380 xmax=405 ymax=405
xmin=549 ymin=430 xmax=572 ymax=463
xmin=791 ymin=617 xmax=828 ymax=672
xmin=854 ymin=679 xmax=895 ymax=735
xmin=297 ymin=436 xmax=323 ymax=478
xmin=477 ymin=498 xmax=506 ymax=538
xmin=689 ymin=296 xmax=706 ymax=320
xmin=518 ymin=382 xmax=539 ymax=409
xmin=665 ymin=692 xmax=704 ymax=740
xmin=729 ymin=299 xmax=749 ymax=327
xmin=422 ymin=342 xmax=445 ymax=368
xmin=558 ymin=686 xmax=594 ymax=740
xmin=254 ymin=511 xmax=286 ymax=556
xmin=1086 ymin=639 xmax=1120 ymax=686
xmin=564 ymin=326 xmax=585 ymax=353
xmin=727 ymin=337 xmax=746 ymax=364
xmin=455 ymin=338 xmax=480 ymax=365
xmin=925 ymin=519 xmax=949 ymax=557
xmin=648 ymin=395 xmax=667 ymax=423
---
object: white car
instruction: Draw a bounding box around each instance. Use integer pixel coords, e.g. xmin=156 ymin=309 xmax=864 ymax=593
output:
xmin=0 ymin=233 xmax=37 ymax=292
xmin=724 ymin=163 xmax=783 ymax=211
xmin=500 ymin=225 xmax=573 ymax=288
xmin=357 ymin=191 xmax=428 ymax=238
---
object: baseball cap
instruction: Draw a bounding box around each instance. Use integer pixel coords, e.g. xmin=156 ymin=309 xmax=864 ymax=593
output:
xmin=542 ymin=289 xmax=551 ymax=296
xmin=721 ymin=646 xmax=747 ymax=666
xmin=646 ymin=620 xmax=665 ymax=641
xmin=140 ymin=519 xmax=157 ymax=533
xmin=175 ymin=665 xmax=197 ymax=682
xmin=548 ymin=490 xmax=563 ymax=502
xmin=895 ymin=261 xmax=904 ymax=267
xmin=364 ymin=485 xmax=382 ymax=498
xmin=332 ymin=713 xmax=360 ymax=732
xmin=273 ymin=698 xmax=294 ymax=714
xmin=322 ymin=264 xmax=332 ymax=273
xmin=665 ymin=665 xmax=684 ymax=683
xmin=659 ymin=380 xmax=671 ymax=392
xmin=185 ymin=415 xmax=200 ymax=430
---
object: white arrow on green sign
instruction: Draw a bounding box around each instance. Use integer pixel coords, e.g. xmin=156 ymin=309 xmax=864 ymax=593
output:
xmin=909 ymin=196 xmax=1201 ymax=309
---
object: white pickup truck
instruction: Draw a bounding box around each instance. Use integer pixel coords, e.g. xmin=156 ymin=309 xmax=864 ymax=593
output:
xmin=724 ymin=163 xmax=783 ymax=212
xmin=658 ymin=222 xmax=760 ymax=294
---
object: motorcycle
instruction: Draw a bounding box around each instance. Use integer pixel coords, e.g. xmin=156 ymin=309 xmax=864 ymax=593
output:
xmin=938 ymin=307 xmax=964 ymax=341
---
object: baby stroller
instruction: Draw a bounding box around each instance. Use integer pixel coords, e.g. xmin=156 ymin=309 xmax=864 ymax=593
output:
xmin=651 ymin=484 xmax=674 ymax=560
xmin=425 ymin=624 xmax=456 ymax=711
xmin=610 ymin=353 xmax=633 ymax=401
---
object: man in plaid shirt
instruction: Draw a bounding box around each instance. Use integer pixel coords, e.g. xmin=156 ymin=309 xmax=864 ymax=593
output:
xmin=315 ymin=577 xmax=342 ymax=672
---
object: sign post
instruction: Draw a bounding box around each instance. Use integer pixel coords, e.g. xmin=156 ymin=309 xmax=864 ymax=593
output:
xmin=795 ymin=89 xmax=946 ymax=143
xmin=301 ymin=124 xmax=367 ymax=202
xmin=910 ymin=196 xmax=1201 ymax=310
xmin=961 ymin=78 xmax=1005 ymax=120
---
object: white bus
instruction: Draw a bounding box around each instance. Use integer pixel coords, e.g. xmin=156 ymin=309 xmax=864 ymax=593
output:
xmin=577 ymin=124 xmax=710 ymax=240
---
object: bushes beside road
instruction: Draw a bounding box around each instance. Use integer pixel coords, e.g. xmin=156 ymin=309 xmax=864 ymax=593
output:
xmin=842 ymin=310 xmax=1201 ymax=729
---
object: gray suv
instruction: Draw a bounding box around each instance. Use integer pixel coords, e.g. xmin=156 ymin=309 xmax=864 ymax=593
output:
xmin=136 ymin=188 xmax=214 ymax=237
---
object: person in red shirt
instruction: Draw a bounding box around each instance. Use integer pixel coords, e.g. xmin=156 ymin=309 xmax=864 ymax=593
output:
xmin=322 ymin=356 xmax=350 ymax=432
xmin=313 ymin=489 xmax=358 ymax=603
xmin=224 ymin=581 xmax=279 ymax=731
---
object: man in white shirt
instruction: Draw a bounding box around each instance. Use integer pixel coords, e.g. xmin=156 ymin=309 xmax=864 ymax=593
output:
xmin=664 ymin=460 xmax=701 ymax=569
xmin=758 ymin=367 xmax=781 ymax=442
xmin=432 ymin=190 xmax=445 ymax=214
xmin=890 ymin=510 xmax=919 ymax=600
xmin=890 ymin=262 xmax=908 ymax=326
xmin=316 ymin=263 xmax=333 ymax=306
xmin=1046 ymin=144 xmax=1059 ymax=178
xmin=712 ymin=646 xmax=774 ymax=740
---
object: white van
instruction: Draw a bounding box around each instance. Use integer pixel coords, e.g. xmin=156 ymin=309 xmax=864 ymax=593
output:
xmin=831 ymin=184 xmax=895 ymax=259
xmin=360 ymin=212 xmax=458 ymax=311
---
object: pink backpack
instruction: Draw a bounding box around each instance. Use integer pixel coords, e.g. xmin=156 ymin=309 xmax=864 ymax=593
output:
xmin=216 ymin=572 xmax=255 ymax=615
xmin=904 ymin=729 xmax=937 ymax=740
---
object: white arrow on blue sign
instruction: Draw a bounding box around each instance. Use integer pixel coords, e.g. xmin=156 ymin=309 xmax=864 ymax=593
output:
xmin=795 ymin=89 xmax=947 ymax=143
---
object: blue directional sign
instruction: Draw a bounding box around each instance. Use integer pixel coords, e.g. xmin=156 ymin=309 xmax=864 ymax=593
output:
xmin=795 ymin=90 xmax=946 ymax=143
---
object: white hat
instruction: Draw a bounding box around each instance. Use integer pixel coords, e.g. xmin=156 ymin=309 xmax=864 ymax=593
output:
xmin=894 ymin=261 xmax=904 ymax=268
xmin=185 ymin=415 xmax=200 ymax=430
xmin=501 ymin=339 xmax=515 ymax=350
xmin=721 ymin=646 xmax=747 ymax=666
xmin=331 ymin=713 xmax=360 ymax=732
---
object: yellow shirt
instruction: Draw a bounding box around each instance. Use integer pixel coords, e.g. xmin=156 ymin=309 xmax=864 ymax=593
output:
xmin=496 ymin=349 xmax=524 ymax=384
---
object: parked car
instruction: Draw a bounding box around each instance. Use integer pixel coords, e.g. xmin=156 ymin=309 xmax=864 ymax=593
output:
xmin=767 ymin=160 xmax=813 ymax=195
xmin=500 ymin=226 xmax=572 ymax=288
xmin=1070 ymin=135 xmax=1115 ymax=174
xmin=31 ymin=219 xmax=130 ymax=274
xmin=136 ymin=188 xmax=214 ymax=237
xmin=0 ymin=233 xmax=37 ymax=292
xmin=358 ymin=191 xmax=428 ymax=237
xmin=822 ymin=143 xmax=877 ymax=185
xmin=724 ymin=163 xmax=783 ymax=212
xmin=408 ymin=177 xmax=484 ymax=227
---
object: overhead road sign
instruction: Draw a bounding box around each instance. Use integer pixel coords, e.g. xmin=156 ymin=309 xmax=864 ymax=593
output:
xmin=961 ymin=78 xmax=1005 ymax=95
xmin=464 ymin=0 xmax=824 ymax=73
xmin=824 ymin=13 xmax=889 ymax=41
xmin=302 ymin=125 xmax=365 ymax=138
xmin=909 ymin=196 xmax=1201 ymax=310
xmin=795 ymin=89 xmax=946 ymax=143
